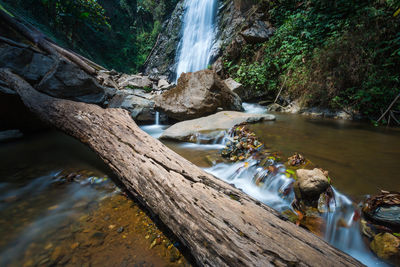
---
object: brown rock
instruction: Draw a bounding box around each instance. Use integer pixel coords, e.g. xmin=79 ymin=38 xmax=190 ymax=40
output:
xmin=295 ymin=168 xmax=330 ymax=202
xmin=154 ymin=69 xmax=243 ymax=121
xmin=117 ymin=74 xmax=152 ymax=89
xmin=223 ymin=78 xmax=243 ymax=96
xmin=370 ymin=233 xmax=400 ymax=262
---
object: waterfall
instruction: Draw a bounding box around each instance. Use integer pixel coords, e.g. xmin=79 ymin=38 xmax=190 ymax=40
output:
xmin=175 ymin=0 xmax=217 ymax=81
xmin=155 ymin=111 xmax=160 ymax=125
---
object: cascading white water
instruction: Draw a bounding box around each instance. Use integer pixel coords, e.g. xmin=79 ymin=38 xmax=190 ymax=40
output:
xmin=155 ymin=111 xmax=160 ymax=125
xmin=175 ymin=0 xmax=217 ymax=81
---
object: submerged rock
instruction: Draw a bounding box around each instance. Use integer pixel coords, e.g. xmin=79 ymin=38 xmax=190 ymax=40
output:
xmin=155 ymin=69 xmax=243 ymax=121
xmin=0 ymin=129 xmax=23 ymax=142
xmin=160 ymin=111 xmax=275 ymax=142
xmin=294 ymin=168 xmax=330 ymax=204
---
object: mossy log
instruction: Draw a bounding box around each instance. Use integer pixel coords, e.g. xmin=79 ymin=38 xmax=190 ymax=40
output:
xmin=0 ymin=69 xmax=363 ymax=267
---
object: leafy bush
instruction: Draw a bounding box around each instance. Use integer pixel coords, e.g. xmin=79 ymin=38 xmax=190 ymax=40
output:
xmin=224 ymin=0 xmax=400 ymax=118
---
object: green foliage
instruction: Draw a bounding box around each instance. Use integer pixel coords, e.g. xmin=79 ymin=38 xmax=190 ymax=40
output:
xmin=0 ymin=0 xmax=178 ymax=73
xmin=34 ymin=0 xmax=109 ymax=37
xmin=224 ymin=0 xmax=400 ymax=118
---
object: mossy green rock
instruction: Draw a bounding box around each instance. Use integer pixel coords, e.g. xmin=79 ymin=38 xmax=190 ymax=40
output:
xmin=370 ymin=233 xmax=400 ymax=262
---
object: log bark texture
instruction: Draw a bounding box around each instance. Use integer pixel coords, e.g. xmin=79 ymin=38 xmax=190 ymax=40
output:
xmin=0 ymin=69 xmax=363 ymax=267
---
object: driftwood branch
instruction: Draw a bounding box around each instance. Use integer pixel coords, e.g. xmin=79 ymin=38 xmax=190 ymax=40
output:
xmin=143 ymin=33 xmax=161 ymax=67
xmin=377 ymin=91 xmax=400 ymax=123
xmin=0 ymin=68 xmax=362 ymax=267
xmin=274 ymin=70 xmax=291 ymax=104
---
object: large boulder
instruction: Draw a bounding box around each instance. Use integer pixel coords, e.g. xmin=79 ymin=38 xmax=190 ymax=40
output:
xmin=0 ymin=44 xmax=55 ymax=84
xmin=294 ymin=168 xmax=330 ymax=203
xmin=155 ymin=70 xmax=243 ymax=121
xmin=0 ymin=43 xmax=106 ymax=104
xmin=37 ymin=59 xmax=106 ymax=104
xmin=160 ymin=111 xmax=275 ymax=142
xmin=108 ymin=89 xmax=156 ymax=123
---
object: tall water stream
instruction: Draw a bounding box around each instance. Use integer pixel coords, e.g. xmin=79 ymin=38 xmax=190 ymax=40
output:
xmin=175 ymin=0 xmax=217 ymax=80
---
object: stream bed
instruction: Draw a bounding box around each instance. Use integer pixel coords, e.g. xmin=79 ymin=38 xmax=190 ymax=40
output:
xmin=0 ymin=132 xmax=191 ymax=267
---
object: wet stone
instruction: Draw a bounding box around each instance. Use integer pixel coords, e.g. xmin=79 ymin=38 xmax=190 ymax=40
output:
xmin=370 ymin=233 xmax=400 ymax=262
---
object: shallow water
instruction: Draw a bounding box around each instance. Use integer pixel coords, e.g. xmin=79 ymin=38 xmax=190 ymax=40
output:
xmin=156 ymin=107 xmax=400 ymax=266
xmin=0 ymin=132 xmax=190 ymax=267
xmin=249 ymin=113 xmax=400 ymax=199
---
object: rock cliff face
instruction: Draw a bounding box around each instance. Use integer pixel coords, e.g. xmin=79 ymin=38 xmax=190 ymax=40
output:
xmin=144 ymin=0 xmax=257 ymax=81
xmin=143 ymin=1 xmax=185 ymax=80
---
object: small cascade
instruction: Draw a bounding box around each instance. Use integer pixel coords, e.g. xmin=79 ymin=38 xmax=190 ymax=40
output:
xmin=242 ymin=102 xmax=267 ymax=114
xmin=199 ymin=127 xmax=388 ymax=266
xmin=155 ymin=111 xmax=160 ymax=125
xmin=323 ymin=189 xmax=387 ymax=266
xmin=139 ymin=111 xmax=166 ymax=139
xmin=175 ymin=0 xmax=217 ymax=81
xmin=206 ymin=157 xmax=295 ymax=212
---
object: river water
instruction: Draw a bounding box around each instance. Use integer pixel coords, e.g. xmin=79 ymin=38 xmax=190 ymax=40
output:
xmin=1 ymin=107 xmax=399 ymax=266
xmin=146 ymin=104 xmax=400 ymax=267
xmin=0 ymin=132 xmax=191 ymax=267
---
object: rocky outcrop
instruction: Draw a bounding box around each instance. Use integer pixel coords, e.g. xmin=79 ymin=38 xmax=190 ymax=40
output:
xmin=96 ymin=70 xmax=174 ymax=93
xmin=116 ymin=74 xmax=152 ymax=89
xmin=108 ymin=89 xmax=156 ymax=123
xmin=0 ymin=44 xmax=55 ymax=84
xmin=154 ymin=69 xmax=243 ymax=121
xmin=37 ymin=59 xmax=106 ymax=104
xmin=240 ymin=20 xmax=274 ymax=44
xmin=143 ymin=1 xmax=185 ymax=79
xmin=160 ymin=111 xmax=275 ymax=142
xmin=0 ymin=43 xmax=107 ymax=104
xmin=223 ymin=77 xmax=243 ymax=94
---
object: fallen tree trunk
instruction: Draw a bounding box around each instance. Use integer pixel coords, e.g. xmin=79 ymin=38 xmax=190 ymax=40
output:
xmin=0 ymin=69 xmax=362 ymax=267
